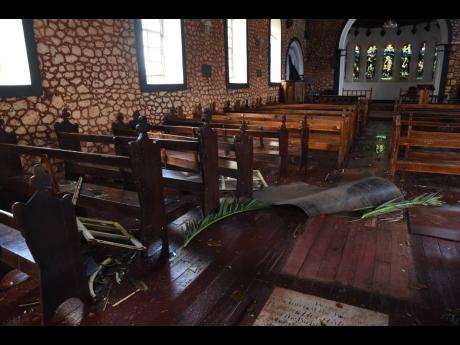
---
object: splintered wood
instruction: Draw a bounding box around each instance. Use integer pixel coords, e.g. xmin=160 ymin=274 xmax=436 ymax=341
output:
xmin=76 ymin=217 xmax=145 ymax=251
xmin=254 ymin=287 xmax=389 ymax=326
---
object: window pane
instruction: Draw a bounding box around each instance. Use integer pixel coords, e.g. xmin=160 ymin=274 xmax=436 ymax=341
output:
xmin=0 ymin=19 xmax=32 ymax=86
xmin=142 ymin=19 xmax=161 ymax=32
xmin=141 ymin=19 xmax=184 ymax=85
xmin=227 ymin=19 xmax=247 ymax=84
xmin=270 ymin=19 xmax=281 ymax=83
xmin=365 ymin=45 xmax=377 ymax=80
xmin=353 ymin=44 xmax=361 ymax=81
xmin=381 ymin=43 xmax=395 ymax=80
xmin=417 ymin=41 xmax=426 ymax=80
xmin=399 ymin=43 xmax=412 ymax=80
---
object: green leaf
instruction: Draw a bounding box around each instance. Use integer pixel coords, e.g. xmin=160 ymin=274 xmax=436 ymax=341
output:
xmin=182 ymin=198 xmax=272 ymax=247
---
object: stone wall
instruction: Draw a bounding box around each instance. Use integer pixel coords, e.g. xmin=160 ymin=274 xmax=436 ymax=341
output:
xmin=0 ymin=18 xmax=305 ymax=150
xmin=444 ymin=19 xmax=460 ymax=98
xmin=304 ymin=19 xmax=345 ymax=92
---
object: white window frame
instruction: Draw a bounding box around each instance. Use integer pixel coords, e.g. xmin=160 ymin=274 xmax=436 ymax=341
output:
xmin=225 ymin=19 xmax=248 ymax=88
xmin=269 ymin=19 xmax=282 ymax=84
xmin=0 ymin=19 xmax=42 ymax=97
xmin=136 ymin=19 xmax=187 ymax=91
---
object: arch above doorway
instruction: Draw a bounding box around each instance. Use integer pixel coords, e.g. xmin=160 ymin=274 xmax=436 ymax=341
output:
xmin=285 ymin=38 xmax=304 ymax=80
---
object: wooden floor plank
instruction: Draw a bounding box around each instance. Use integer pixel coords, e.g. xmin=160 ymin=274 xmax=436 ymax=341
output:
xmin=280 ymin=217 xmax=322 ymax=276
xmin=334 ymin=221 xmax=364 ymax=286
xmin=421 ymin=236 xmax=455 ymax=309
xmin=372 ymin=225 xmax=392 ymax=294
xmin=316 ymin=218 xmax=350 ymax=281
xmin=297 ymin=216 xmax=337 ymax=281
xmin=353 ymin=225 xmax=377 ymax=291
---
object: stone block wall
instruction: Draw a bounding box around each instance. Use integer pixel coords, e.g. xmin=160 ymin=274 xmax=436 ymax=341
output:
xmin=303 ymin=19 xmax=345 ymax=92
xmin=0 ymin=18 xmax=306 ymax=151
xmin=445 ymin=19 xmax=460 ymax=98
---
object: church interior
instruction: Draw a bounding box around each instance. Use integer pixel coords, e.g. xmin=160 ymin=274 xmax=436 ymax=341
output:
xmin=1 ymin=18 xmax=460 ymax=326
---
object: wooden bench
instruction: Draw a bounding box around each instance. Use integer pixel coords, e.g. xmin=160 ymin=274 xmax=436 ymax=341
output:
xmin=113 ymin=117 xmax=254 ymax=196
xmin=0 ymin=129 xmax=170 ymax=252
xmin=200 ymin=109 xmax=348 ymax=168
xmin=159 ymin=115 xmax=303 ymax=178
xmin=341 ymin=88 xmax=373 ymax=100
xmin=53 ymin=112 xmax=223 ymax=214
xmin=255 ymin=103 xmax=359 ymax=139
xmin=0 ymin=165 xmax=87 ymax=325
xmin=389 ymin=114 xmax=460 ymax=178
xmin=315 ymin=94 xmax=368 ymax=130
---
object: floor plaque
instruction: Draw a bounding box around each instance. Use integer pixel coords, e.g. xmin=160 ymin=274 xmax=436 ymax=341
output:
xmin=254 ymin=287 xmax=389 ymax=326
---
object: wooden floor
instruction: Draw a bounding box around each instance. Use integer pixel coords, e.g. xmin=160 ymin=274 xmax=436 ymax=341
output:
xmin=1 ymin=115 xmax=460 ymax=325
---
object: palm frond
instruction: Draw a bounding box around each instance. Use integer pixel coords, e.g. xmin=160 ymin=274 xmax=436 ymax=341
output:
xmin=358 ymin=192 xmax=444 ymax=220
xmin=183 ymin=198 xmax=272 ymax=247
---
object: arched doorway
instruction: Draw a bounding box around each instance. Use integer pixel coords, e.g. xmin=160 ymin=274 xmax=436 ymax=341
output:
xmin=337 ymin=19 xmax=450 ymax=100
xmin=285 ymin=39 xmax=304 ymax=80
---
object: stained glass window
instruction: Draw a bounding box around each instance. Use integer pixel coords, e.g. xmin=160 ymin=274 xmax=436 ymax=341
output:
xmin=365 ymin=45 xmax=377 ymax=80
xmin=417 ymin=41 xmax=426 ymax=80
xmin=353 ymin=44 xmax=361 ymax=81
xmin=399 ymin=43 xmax=412 ymax=80
xmin=432 ymin=46 xmax=438 ymax=80
xmin=381 ymin=44 xmax=395 ymax=80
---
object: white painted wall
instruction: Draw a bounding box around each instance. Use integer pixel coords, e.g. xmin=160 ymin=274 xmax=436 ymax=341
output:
xmin=339 ymin=20 xmax=447 ymax=100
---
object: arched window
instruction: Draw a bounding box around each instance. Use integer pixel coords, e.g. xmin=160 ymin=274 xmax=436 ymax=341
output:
xmin=417 ymin=41 xmax=426 ymax=80
xmin=381 ymin=44 xmax=395 ymax=80
xmin=365 ymin=45 xmax=377 ymax=80
xmin=399 ymin=43 xmax=412 ymax=80
xmin=135 ymin=19 xmax=186 ymax=91
xmin=269 ymin=19 xmax=281 ymax=84
xmin=432 ymin=46 xmax=438 ymax=80
xmin=353 ymin=44 xmax=361 ymax=81
xmin=225 ymin=19 xmax=248 ymax=87
xmin=0 ymin=19 xmax=42 ymax=97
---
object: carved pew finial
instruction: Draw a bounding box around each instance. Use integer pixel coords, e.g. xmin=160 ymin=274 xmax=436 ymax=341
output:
xmin=223 ymin=101 xmax=231 ymax=112
xmin=136 ymin=115 xmax=150 ymax=139
xmin=240 ymin=118 xmax=248 ymax=132
xmin=202 ymin=108 xmax=212 ymax=124
xmin=169 ymin=105 xmax=177 ymax=118
xmin=116 ymin=111 xmax=124 ymax=122
xmin=210 ymin=102 xmax=216 ymax=113
xmin=0 ymin=118 xmax=5 ymax=134
xmin=62 ymin=107 xmax=71 ymax=122
xmin=192 ymin=103 xmax=203 ymax=119
xmin=282 ymin=113 xmax=287 ymax=128
xmin=30 ymin=164 xmax=51 ymax=192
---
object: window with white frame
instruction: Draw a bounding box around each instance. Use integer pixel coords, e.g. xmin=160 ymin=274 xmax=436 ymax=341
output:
xmin=226 ymin=19 xmax=248 ymax=86
xmin=137 ymin=19 xmax=186 ymax=90
xmin=0 ymin=19 xmax=32 ymax=86
xmin=270 ymin=19 xmax=281 ymax=84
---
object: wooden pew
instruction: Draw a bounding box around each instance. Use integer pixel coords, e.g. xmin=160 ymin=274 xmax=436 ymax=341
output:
xmin=114 ymin=117 xmax=254 ymax=196
xmin=315 ymin=94 xmax=368 ymax=130
xmin=341 ymin=88 xmax=373 ymax=100
xmin=0 ymin=165 xmax=87 ymax=325
xmin=0 ymin=130 xmax=169 ymax=252
xmin=54 ymin=108 xmax=127 ymax=184
xmin=178 ymin=108 xmax=346 ymax=168
xmin=396 ymin=103 xmax=460 ymax=133
xmin=55 ymin=115 xmax=225 ymax=214
xmin=389 ymin=114 xmax=460 ymax=178
xmin=164 ymin=114 xmax=308 ymax=177
xmin=255 ymin=102 xmax=359 ymax=137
